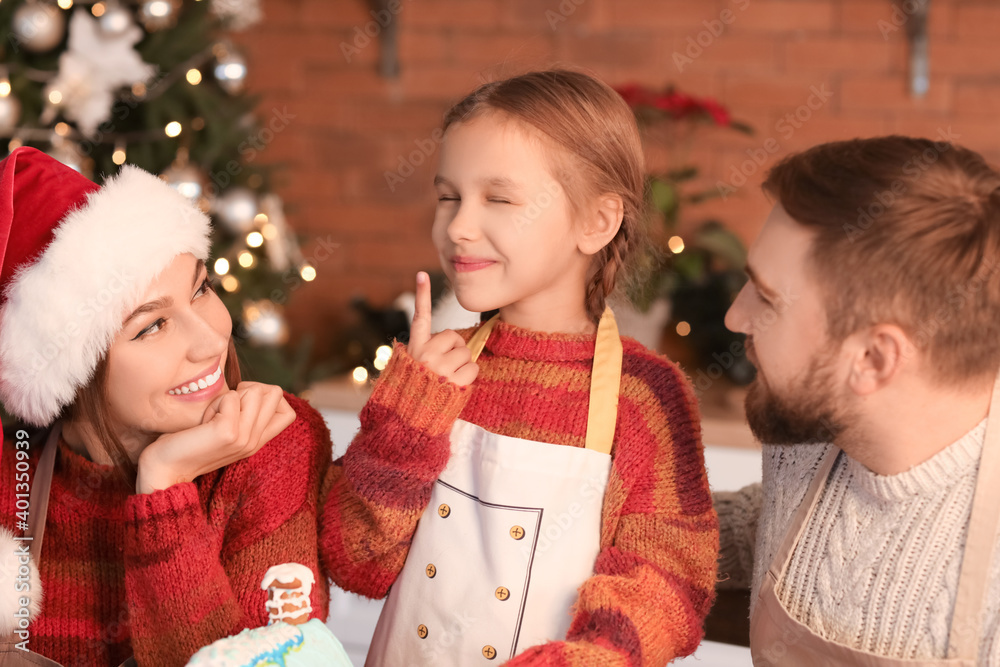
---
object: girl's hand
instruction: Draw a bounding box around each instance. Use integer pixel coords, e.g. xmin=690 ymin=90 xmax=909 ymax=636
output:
xmin=408 ymin=271 xmax=479 ymax=387
xmin=135 ymin=382 xmax=295 ymax=494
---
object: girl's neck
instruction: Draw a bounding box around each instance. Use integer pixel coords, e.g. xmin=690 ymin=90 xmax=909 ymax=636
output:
xmin=499 ymin=301 xmax=596 ymax=335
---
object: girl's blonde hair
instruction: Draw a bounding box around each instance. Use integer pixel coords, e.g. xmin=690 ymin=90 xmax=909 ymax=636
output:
xmin=443 ymin=70 xmax=648 ymax=322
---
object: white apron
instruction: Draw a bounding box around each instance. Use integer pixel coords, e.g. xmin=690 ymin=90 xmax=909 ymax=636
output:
xmin=366 ymin=308 xmax=623 ymax=666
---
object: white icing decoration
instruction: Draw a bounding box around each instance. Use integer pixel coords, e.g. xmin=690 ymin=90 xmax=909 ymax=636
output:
xmin=260 ymin=563 xmax=315 ymax=591
xmin=260 ymin=563 xmax=315 ymax=624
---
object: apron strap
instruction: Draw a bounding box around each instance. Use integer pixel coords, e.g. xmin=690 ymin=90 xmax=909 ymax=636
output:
xmin=466 ymin=315 xmax=498 ymax=363
xmin=25 ymin=424 xmax=60 ymax=564
xmin=584 ymin=308 xmax=622 ymax=455
xmin=947 ymin=372 xmax=1000 ymax=659
xmin=768 ymin=445 xmax=840 ymax=580
xmin=465 ymin=308 xmax=622 ymax=455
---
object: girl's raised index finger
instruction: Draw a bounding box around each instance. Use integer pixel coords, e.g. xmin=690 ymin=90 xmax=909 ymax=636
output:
xmin=409 ymin=271 xmax=434 ymax=353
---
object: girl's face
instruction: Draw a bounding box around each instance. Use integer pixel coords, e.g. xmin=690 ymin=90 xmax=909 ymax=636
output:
xmin=105 ymin=253 xmax=231 ymax=443
xmin=432 ymin=115 xmax=594 ymax=330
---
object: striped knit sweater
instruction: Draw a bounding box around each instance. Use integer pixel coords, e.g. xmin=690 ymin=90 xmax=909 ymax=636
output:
xmin=320 ymin=320 xmax=719 ymax=666
xmin=0 ymin=392 xmax=331 ymax=667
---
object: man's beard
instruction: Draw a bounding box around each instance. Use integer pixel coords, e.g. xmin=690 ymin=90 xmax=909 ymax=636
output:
xmin=744 ymin=346 xmax=847 ymax=446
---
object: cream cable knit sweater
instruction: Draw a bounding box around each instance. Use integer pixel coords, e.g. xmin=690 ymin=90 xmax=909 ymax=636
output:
xmin=716 ymin=420 xmax=1000 ymax=664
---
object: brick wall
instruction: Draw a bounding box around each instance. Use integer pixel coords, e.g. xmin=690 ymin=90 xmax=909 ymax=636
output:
xmin=234 ymin=0 xmax=1000 ymax=362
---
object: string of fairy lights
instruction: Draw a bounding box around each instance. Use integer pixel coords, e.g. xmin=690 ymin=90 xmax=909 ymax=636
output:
xmin=1 ymin=0 xmax=320 ymax=348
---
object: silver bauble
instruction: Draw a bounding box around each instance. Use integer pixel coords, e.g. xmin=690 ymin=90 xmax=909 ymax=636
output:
xmin=0 ymin=96 xmax=22 ymax=133
xmin=99 ymin=3 xmax=134 ymax=36
xmin=163 ymin=163 xmax=207 ymax=203
xmin=214 ymin=188 xmax=258 ymax=234
xmin=47 ymin=139 xmax=88 ymax=177
xmin=138 ymin=0 xmax=180 ymax=31
xmin=213 ymin=48 xmax=248 ymax=95
xmin=12 ymin=3 xmax=67 ymax=53
xmin=241 ymin=300 xmax=288 ymax=346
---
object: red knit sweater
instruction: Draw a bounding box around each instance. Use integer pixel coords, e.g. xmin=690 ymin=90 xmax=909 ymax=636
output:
xmin=0 ymin=392 xmax=331 ymax=667
xmin=320 ymin=321 xmax=719 ymax=666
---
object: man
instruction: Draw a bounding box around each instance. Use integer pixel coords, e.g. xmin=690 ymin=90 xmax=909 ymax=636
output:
xmin=716 ymin=136 xmax=1000 ymax=665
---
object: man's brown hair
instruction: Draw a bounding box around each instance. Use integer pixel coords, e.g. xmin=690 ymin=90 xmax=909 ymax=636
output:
xmin=763 ymin=135 xmax=1000 ymax=384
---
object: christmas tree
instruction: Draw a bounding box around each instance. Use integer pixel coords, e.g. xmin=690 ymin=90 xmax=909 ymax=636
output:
xmin=0 ymin=0 xmax=316 ymax=391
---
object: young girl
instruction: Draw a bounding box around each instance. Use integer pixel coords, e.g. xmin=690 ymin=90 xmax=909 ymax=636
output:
xmin=0 ymin=147 xmax=336 ymax=666
xmin=321 ymin=70 xmax=718 ymax=665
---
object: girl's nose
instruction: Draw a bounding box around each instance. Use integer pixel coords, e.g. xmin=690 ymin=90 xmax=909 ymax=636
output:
xmin=446 ymin=204 xmax=479 ymax=243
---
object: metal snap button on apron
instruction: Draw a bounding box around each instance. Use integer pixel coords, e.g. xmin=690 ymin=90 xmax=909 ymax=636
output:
xmin=425 ymin=564 xmax=436 ymax=578
xmin=417 ymin=624 xmax=428 ymax=639
xmin=365 ymin=308 xmax=622 ymax=667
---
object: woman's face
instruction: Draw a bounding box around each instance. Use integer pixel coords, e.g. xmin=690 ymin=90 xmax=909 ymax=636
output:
xmin=105 ymin=253 xmax=231 ymax=442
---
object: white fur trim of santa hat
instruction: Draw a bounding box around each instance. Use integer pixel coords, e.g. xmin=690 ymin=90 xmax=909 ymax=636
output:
xmin=0 ymin=165 xmax=210 ymax=426
xmin=0 ymin=526 xmax=42 ymax=636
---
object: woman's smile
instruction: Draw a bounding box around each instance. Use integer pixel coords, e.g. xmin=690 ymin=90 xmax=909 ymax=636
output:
xmin=167 ymin=360 xmax=225 ymax=400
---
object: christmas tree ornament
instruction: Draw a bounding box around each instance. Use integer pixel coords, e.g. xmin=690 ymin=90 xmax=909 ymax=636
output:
xmin=259 ymin=194 xmax=291 ymax=272
xmin=214 ymin=187 xmax=258 ymax=233
xmin=241 ymin=300 xmax=288 ymax=346
xmin=213 ymin=44 xmax=248 ymax=95
xmin=98 ymin=1 xmax=133 ymax=36
xmin=138 ymin=0 xmax=180 ymax=31
xmin=44 ymin=9 xmax=155 ymax=137
xmin=210 ymin=0 xmax=262 ymax=31
xmin=162 ymin=153 xmax=208 ymax=205
xmin=12 ymin=2 xmax=67 ymax=53
xmin=46 ymin=136 xmax=90 ymax=177
xmin=0 ymin=92 xmax=21 ymax=133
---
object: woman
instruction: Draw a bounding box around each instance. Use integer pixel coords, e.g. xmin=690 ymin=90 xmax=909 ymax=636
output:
xmin=0 ymin=147 xmax=332 ymax=666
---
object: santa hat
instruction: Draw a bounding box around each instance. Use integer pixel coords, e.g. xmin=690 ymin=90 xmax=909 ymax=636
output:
xmin=0 ymin=147 xmax=211 ymax=426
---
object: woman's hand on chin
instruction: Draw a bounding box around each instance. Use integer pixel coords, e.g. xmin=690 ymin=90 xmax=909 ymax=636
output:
xmin=134 ymin=382 xmax=295 ymax=494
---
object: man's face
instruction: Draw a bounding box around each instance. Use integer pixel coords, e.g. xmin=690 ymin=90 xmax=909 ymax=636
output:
xmin=725 ymin=204 xmax=851 ymax=445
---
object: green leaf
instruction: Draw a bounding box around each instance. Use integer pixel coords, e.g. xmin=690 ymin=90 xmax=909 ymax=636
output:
xmin=694 ymin=221 xmax=747 ymax=269
xmin=650 ymin=178 xmax=678 ymax=220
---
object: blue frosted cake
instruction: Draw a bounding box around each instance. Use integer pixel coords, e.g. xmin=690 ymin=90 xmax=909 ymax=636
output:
xmin=186 ymin=563 xmax=352 ymax=667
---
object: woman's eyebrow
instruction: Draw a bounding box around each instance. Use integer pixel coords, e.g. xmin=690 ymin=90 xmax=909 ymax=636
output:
xmin=123 ymin=259 xmax=205 ymax=326
xmin=192 ymin=258 xmax=206 ymax=287
xmin=124 ymin=297 xmax=173 ymax=326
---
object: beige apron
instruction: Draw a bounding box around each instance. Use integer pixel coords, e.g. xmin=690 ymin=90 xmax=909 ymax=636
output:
xmin=366 ymin=308 xmax=623 ymax=666
xmin=749 ymin=374 xmax=1000 ymax=666
xmin=0 ymin=424 xmax=135 ymax=667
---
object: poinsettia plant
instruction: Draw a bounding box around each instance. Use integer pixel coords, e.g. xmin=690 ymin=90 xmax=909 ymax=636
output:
xmin=615 ymin=83 xmax=752 ymax=309
xmin=616 ymin=83 xmax=755 ymax=384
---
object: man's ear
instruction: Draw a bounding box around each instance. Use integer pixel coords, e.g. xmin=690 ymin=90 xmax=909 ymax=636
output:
xmin=577 ymin=194 xmax=624 ymax=256
xmin=845 ymin=324 xmax=911 ymax=396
